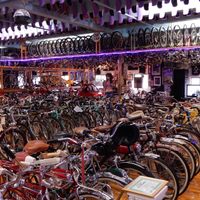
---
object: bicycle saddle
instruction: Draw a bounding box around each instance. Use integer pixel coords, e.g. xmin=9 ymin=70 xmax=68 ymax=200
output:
xmin=93 ymin=124 xmax=114 ymax=133
xmin=126 ymin=110 xmax=144 ymax=121
xmin=24 ymin=140 xmax=49 ymax=155
xmin=73 ymin=127 xmax=89 ymax=135
xmin=134 ymin=104 xmax=147 ymax=110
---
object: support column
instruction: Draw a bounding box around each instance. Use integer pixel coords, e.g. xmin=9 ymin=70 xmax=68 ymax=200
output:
xmin=20 ymin=39 xmax=27 ymax=59
xmin=117 ymin=56 xmax=125 ymax=95
xmin=0 ymin=68 xmax=3 ymax=89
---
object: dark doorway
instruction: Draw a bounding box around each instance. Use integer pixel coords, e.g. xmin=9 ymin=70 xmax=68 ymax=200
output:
xmin=171 ymin=69 xmax=185 ymax=100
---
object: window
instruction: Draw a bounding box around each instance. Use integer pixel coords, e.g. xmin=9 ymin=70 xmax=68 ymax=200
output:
xmin=190 ymin=77 xmax=200 ymax=85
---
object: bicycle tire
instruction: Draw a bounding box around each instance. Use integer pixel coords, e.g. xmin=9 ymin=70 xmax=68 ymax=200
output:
xmin=31 ymin=120 xmax=50 ymax=140
xmin=43 ymin=40 xmax=49 ymax=56
xmin=140 ymin=155 xmax=179 ymax=200
xmin=88 ymin=36 xmax=95 ymax=52
xmin=190 ymin=23 xmax=198 ymax=45
xmin=151 ymin=27 xmax=159 ymax=48
xmin=70 ymin=192 xmax=113 ymax=200
xmin=137 ymin=28 xmax=145 ymax=47
xmin=144 ymin=27 xmax=152 ymax=47
xmin=183 ymin=24 xmax=190 ymax=46
xmin=36 ymin=41 xmax=41 ymax=56
xmin=101 ymin=33 xmax=112 ymax=51
xmin=0 ymin=128 xmax=27 ymax=159
xmin=60 ymin=39 xmax=65 ymax=54
xmin=117 ymin=161 xmax=154 ymax=178
xmin=172 ymin=135 xmax=200 ymax=174
xmin=160 ymin=138 xmax=195 ymax=179
xmin=155 ymin=146 xmax=190 ymax=194
xmin=172 ymin=25 xmax=183 ymax=46
xmin=47 ymin=40 xmax=53 ymax=56
xmin=167 ymin=26 xmax=174 ymax=47
xmin=96 ymin=173 xmax=128 ymax=200
xmin=55 ymin=39 xmax=62 ymax=54
xmin=159 ymin=26 xmax=167 ymax=47
xmin=52 ymin=40 xmax=57 ymax=55
xmin=77 ymin=36 xmax=84 ymax=53
xmin=111 ymin=31 xmax=124 ymax=49
xmin=173 ymin=128 xmax=200 ymax=151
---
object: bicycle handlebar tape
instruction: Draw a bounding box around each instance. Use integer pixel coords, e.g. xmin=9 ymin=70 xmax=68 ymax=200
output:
xmin=2 ymin=145 xmax=16 ymax=160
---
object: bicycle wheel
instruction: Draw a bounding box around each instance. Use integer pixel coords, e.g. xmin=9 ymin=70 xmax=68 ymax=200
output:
xmin=96 ymin=173 xmax=128 ymax=200
xmin=151 ymin=27 xmax=159 ymax=48
xmin=60 ymin=39 xmax=65 ymax=54
xmin=144 ymin=27 xmax=151 ymax=47
xmin=190 ymin=23 xmax=198 ymax=45
xmin=172 ymin=25 xmax=183 ymax=46
xmin=159 ymin=26 xmax=167 ymax=47
xmin=183 ymin=24 xmax=190 ymax=46
xmin=87 ymin=36 xmax=95 ymax=52
xmin=91 ymin=110 xmax=104 ymax=126
xmin=0 ymin=128 xmax=27 ymax=159
xmin=61 ymin=115 xmax=76 ymax=134
xmin=139 ymin=155 xmax=179 ymax=200
xmin=160 ymin=138 xmax=195 ymax=179
xmin=171 ymin=135 xmax=200 ymax=174
xmin=55 ymin=39 xmax=62 ymax=54
xmin=45 ymin=117 xmax=63 ymax=136
xmin=137 ymin=28 xmax=145 ymax=47
xmin=167 ymin=26 xmax=173 ymax=47
xmin=101 ymin=33 xmax=112 ymax=51
xmin=70 ymin=192 xmax=113 ymax=200
xmin=155 ymin=146 xmax=190 ymax=194
xmin=117 ymin=161 xmax=154 ymax=179
xmin=111 ymin=31 xmax=124 ymax=49
xmin=30 ymin=120 xmax=49 ymax=140
xmin=3 ymin=188 xmax=29 ymax=200
xmin=173 ymin=128 xmax=200 ymax=151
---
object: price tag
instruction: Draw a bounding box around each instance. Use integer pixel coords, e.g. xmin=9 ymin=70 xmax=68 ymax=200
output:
xmin=0 ymin=124 xmax=3 ymax=132
xmin=74 ymin=106 xmax=83 ymax=113
xmin=0 ymin=117 xmax=5 ymax=125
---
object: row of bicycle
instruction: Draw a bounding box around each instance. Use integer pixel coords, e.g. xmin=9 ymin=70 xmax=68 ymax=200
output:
xmin=0 ymin=94 xmax=199 ymax=199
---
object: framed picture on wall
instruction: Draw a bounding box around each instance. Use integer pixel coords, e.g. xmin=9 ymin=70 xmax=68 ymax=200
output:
xmin=152 ymin=64 xmax=161 ymax=75
xmin=154 ymin=76 xmax=161 ymax=86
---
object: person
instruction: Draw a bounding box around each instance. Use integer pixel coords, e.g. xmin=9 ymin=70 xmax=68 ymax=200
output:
xmin=103 ymin=73 xmax=115 ymax=97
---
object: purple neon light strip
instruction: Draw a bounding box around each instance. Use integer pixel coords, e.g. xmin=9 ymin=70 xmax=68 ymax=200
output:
xmin=1 ymin=46 xmax=200 ymax=62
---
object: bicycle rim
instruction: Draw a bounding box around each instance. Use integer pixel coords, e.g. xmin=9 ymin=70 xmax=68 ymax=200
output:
xmin=140 ymin=156 xmax=179 ymax=200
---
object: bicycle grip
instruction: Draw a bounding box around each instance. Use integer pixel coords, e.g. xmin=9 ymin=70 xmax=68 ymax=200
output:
xmin=2 ymin=145 xmax=16 ymax=159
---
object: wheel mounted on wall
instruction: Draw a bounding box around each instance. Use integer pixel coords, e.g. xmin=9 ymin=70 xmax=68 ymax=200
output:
xmin=183 ymin=24 xmax=190 ymax=46
xmin=190 ymin=23 xmax=198 ymax=46
xmin=144 ymin=27 xmax=152 ymax=48
xmin=137 ymin=28 xmax=145 ymax=48
xmin=111 ymin=31 xmax=124 ymax=50
xmin=159 ymin=26 xmax=167 ymax=47
xmin=167 ymin=26 xmax=173 ymax=47
xmin=172 ymin=25 xmax=183 ymax=46
xmin=151 ymin=27 xmax=159 ymax=48
xmin=101 ymin=33 xmax=112 ymax=51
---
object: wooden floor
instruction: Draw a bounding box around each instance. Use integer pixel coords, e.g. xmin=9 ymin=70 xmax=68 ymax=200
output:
xmin=178 ymin=173 xmax=200 ymax=200
xmin=113 ymin=173 xmax=200 ymax=200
